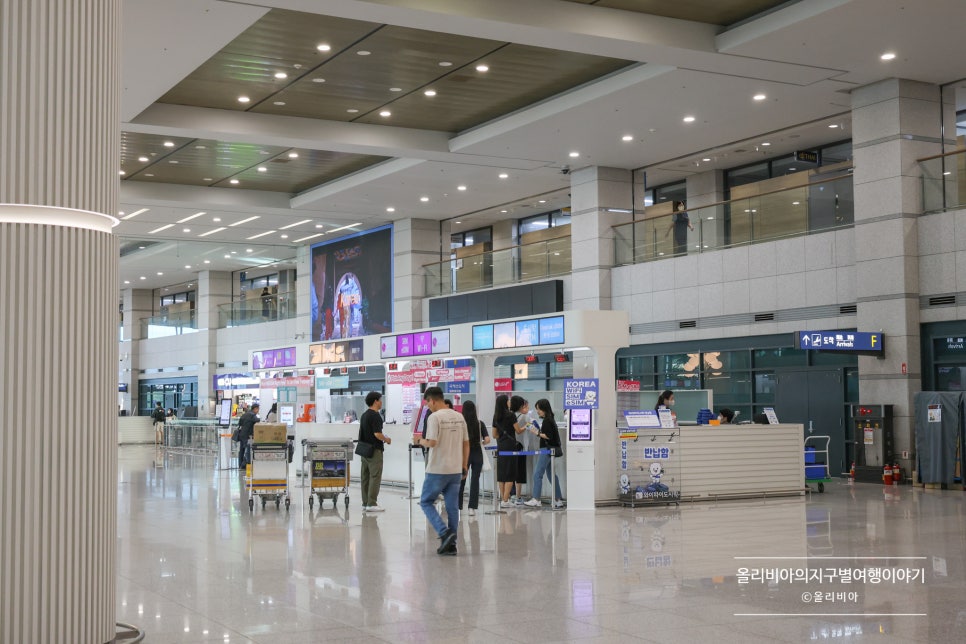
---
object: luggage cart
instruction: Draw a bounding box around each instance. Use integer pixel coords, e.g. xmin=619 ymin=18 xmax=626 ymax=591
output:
xmin=302 ymin=439 xmax=351 ymax=509
xmin=248 ymin=444 xmax=290 ymax=511
xmin=805 ymin=435 xmax=833 ymax=493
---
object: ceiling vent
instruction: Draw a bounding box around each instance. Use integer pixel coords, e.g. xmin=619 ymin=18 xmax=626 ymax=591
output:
xmin=754 ymin=313 xmax=775 ymax=322
xmin=679 ymin=320 xmax=697 ymax=329
xmin=929 ymin=295 xmax=956 ymax=306
xmin=839 ymin=304 xmax=857 ymax=315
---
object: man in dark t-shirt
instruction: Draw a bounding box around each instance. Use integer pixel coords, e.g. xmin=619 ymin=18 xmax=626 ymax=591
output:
xmin=359 ymin=392 xmax=391 ymax=512
xmin=237 ymin=403 xmax=260 ymax=470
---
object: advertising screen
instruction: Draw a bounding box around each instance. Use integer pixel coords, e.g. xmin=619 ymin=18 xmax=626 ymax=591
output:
xmin=396 ymin=334 xmax=414 ymax=357
xmin=515 ymin=319 xmax=539 ymax=347
xmin=413 ymin=331 xmax=433 ymax=355
xmin=218 ymin=399 xmax=233 ymax=426
xmin=472 ymin=324 xmax=494 ymax=350
xmin=494 ymin=322 xmax=516 ymax=348
xmin=569 ymin=408 xmax=592 ymax=441
xmin=380 ymin=336 xmax=397 ymax=359
xmin=310 ymin=225 xmax=393 ymax=342
xmin=309 ymin=340 xmax=364 ymax=365
xmin=251 ymin=347 xmax=297 ymax=370
xmin=431 ymin=329 xmax=450 ymax=354
xmin=539 ymin=316 xmax=565 ymax=345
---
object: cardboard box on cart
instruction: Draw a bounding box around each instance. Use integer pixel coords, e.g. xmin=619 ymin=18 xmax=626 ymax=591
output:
xmin=254 ymin=423 xmax=287 ymax=444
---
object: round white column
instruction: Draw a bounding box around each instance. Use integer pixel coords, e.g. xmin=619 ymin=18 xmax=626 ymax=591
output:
xmin=0 ymin=1 xmax=121 ymax=642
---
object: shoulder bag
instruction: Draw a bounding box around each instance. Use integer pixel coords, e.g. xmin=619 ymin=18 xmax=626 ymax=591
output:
xmin=355 ymin=424 xmax=374 ymax=458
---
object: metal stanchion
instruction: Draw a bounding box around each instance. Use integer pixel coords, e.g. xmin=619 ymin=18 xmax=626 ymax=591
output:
xmin=484 ymin=445 xmax=505 ymax=515
xmin=406 ymin=444 xmax=420 ymax=500
xmin=549 ymin=448 xmax=564 ymax=511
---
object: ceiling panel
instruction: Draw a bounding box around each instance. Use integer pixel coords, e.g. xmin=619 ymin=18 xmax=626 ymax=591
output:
xmin=354 ymin=44 xmax=632 ymax=131
xmin=157 ymin=10 xmax=380 ymax=110
xmin=121 ymin=133 xmax=387 ymax=193
xmin=559 ymin=0 xmax=790 ymax=25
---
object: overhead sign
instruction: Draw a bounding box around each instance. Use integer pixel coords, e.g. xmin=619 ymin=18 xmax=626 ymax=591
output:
xmin=251 ymin=346 xmax=296 ymax=370
xmin=794 ymin=150 xmax=818 ymax=163
xmin=798 ymin=331 xmax=883 ymax=353
xmin=260 ymin=376 xmax=314 ymax=388
xmin=316 ymin=375 xmax=350 ymax=389
xmin=472 ymin=315 xmax=565 ymax=351
xmin=617 ymin=380 xmax=640 ymax=392
xmin=385 ymin=366 xmax=473 ymax=385
xmin=380 ymin=329 xmax=450 ymax=359
xmin=564 ymin=378 xmax=599 ymax=409
xmin=309 ymin=339 xmax=363 ymax=364
xmin=494 ymin=378 xmax=513 ymax=392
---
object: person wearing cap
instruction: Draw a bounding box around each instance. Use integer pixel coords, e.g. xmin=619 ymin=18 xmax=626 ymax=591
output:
xmin=237 ymin=403 xmax=260 ymax=470
xmin=359 ymin=391 xmax=391 ymax=512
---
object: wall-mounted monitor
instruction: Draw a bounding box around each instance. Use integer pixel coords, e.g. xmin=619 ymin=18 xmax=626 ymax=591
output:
xmin=309 ymin=339 xmax=364 ymax=365
xmin=472 ymin=324 xmax=494 ymax=350
xmin=472 ymin=315 xmax=566 ymax=351
xmin=251 ymin=347 xmax=297 ymax=370
xmin=515 ymin=319 xmax=539 ymax=347
xmin=539 ymin=316 xmax=565 ymax=345
xmin=493 ymin=322 xmax=516 ymax=348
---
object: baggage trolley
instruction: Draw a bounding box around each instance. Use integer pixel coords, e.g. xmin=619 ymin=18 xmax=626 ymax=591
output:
xmin=804 ymin=435 xmax=833 ymax=493
xmin=302 ymin=439 xmax=351 ymax=509
xmin=248 ymin=444 xmax=290 ymax=511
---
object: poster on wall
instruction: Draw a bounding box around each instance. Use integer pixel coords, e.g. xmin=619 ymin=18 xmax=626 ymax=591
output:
xmin=310 ymin=225 xmax=393 ymax=342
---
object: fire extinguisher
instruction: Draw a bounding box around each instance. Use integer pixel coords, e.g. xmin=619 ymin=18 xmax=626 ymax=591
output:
xmin=883 ymin=464 xmax=893 ymax=485
xmin=893 ymin=463 xmax=901 ymax=485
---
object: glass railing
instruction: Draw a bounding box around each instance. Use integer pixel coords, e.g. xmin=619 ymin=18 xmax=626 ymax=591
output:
xmin=141 ymin=310 xmax=197 ymax=338
xmin=218 ymin=290 xmax=297 ymax=328
xmin=616 ymin=171 xmax=853 ymax=265
xmin=920 ymin=148 xmax=966 ymax=213
xmin=424 ymin=236 xmax=572 ymax=297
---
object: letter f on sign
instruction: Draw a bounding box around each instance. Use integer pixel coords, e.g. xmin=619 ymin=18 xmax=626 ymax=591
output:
xmin=871 ymin=335 xmax=878 ymax=348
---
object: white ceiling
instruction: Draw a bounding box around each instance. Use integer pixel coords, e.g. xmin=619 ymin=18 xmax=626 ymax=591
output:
xmin=118 ymin=0 xmax=966 ymax=291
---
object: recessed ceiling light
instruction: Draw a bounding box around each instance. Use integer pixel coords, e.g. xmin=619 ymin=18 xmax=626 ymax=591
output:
xmin=761 ymin=142 xmax=771 ymax=146
xmin=683 ymin=116 xmax=696 ymax=123
xmin=475 ymin=64 xmax=489 ymax=72
xmin=357 ymin=50 xmax=370 ymax=56
xmin=224 ymin=255 xmax=231 ymax=258
xmin=501 ymin=210 xmax=508 ymax=213
xmin=124 ymin=280 xmax=130 ymax=285
xmin=246 ymin=248 xmax=253 ymax=252
xmin=197 ymin=227 xmax=225 ymax=237
xmin=457 ymin=185 xmax=467 ymax=191
xmin=213 ymin=217 xmax=221 ymax=222
xmin=168 ymin=160 xmax=179 ymax=164
xmin=455 ymin=221 xmax=462 ymax=224
xmin=182 ymin=228 xmax=190 ymax=233
xmin=163 ymin=141 xmax=174 ymax=147
xmin=315 ymin=224 xmax=324 ymax=228
xmin=702 ymin=158 xmax=711 ymax=162
xmin=379 ymin=110 xmax=391 ymax=117
xmin=238 ymin=96 xmax=250 ymax=103
xmin=229 ymin=216 xmax=260 ymax=227
xmin=204 ymin=260 xmax=210 ymax=264
xmin=195 ymin=145 xmax=206 ymax=149
xmin=789 ymin=167 xmax=796 ymax=171
xmin=176 ymin=211 xmax=206 ymax=223
xmin=621 ymin=135 xmax=633 ymax=142
xmin=138 ymin=156 xmax=149 ymax=162
xmin=390 ymin=87 xmax=402 ymax=92
xmin=424 ymin=89 xmax=436 ymax=97
xmin=420 ymin=196 xmax=429 ymax=202
xmin=539 ymin=200 xmax=547 ymax=203
xmin=347 ymin=108 xmax=359 ymax=113
xmin=880 ymin=52 xmax=896 ymax=61
xmin=280 ymin=234 xmax=289 ymax=239
xmin=317 ymin=43 xmax=331 ymax=52
xmin=312 ymin=78 xmax=325 ymax=83
xmin=230 ymin=179 xmax=239 ymax=184
xmin=138 ymin=246 xmax=144 ymax=249
xmin=274 ymin=72 xmax=287 ymax=79
xmin=139 ymin=276 xmax=146 ymax=280
xmin=829 ymin=124 xmax=839 ymax=128
xmin=792 ymin=201 xmax=801 ymax=205
xmin=122 ymin=208 xmax=149 ymax=220
xmin=203 ymin=178 xmax=212 ymax=181
xmin=157 ymin=272 xmax=163 ymax=276
xmin=258 ymin=167 xmax=267 ymax=172
xmin=145 ymin=173 xmax=154 ymax=177
xmin=498 ymin=173 xmax=508 ymax=179
xmin=943 ymin=171 xmax=952 ymax=176
xmin=753 ymin=93 xmax=767 ymax=101
xmin=273 ymin=101 xmax=286 ymax=106
xmin=438 ymin=61 xmax=452 ymax=67
xmin=185 ymin=265 xmax=191 ymax=269
xmin=386 ymin=207 xmax=395 ymax=212
xmin=231 ymin=251 xmax=237 ymax=254
xmin=288 ymin=152 xmax=299 ymax=158
xmin=246 ymin=230 xmax=275 ymax=240
xmin=280 ymin=219 xmax=312 ymax=230
xmin=569 ymin=151 xmax=579 ymax=158
xmin=118 ymin=170 xmax=125 ymax=175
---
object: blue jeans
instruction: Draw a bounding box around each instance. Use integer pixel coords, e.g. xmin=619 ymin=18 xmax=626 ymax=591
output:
xmin=531 ymin=451 xmax=562 ymax=501
xmin=419 ymin=473 xmax=462 ymax=537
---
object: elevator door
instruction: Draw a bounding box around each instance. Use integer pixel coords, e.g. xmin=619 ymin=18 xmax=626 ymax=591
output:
xmin=775 ymin=370 xmax=847 ymax=476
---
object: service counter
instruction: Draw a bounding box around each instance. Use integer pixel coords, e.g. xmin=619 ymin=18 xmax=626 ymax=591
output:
xmin=673 ymin=423 xmax=805 ymax=499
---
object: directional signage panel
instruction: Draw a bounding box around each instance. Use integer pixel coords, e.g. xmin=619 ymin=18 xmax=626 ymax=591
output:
xmin=798 ymin=330 xmax=883 ymax=353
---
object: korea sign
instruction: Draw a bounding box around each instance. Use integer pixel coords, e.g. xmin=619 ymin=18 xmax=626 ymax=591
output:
xmin=798 ymin=330 xmax=883 ymax=353
xmin=563 ymin=378 xmax=599 ymax=409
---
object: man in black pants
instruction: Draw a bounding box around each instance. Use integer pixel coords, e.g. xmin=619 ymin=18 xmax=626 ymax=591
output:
xmin=237 ymin=403 xmax=260 ymax=470
xmin=359 ymin=392 xmax=391 ymax=512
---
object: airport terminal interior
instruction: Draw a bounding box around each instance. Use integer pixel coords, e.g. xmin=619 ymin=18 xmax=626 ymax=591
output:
xmin=5 ymin=0 xmax=966 ymax=642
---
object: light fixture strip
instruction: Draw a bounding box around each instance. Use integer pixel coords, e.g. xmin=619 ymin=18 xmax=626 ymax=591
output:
xmin=148 ymin=224 xmax=174 ymax=234
xmin=121 ymin=208 xmax=149 ymax=220
xmin=246 ymin=230 xmax=277 ymax=240
xmin=176 ymin=211 xmax=207 ymax=224
xmin=327 ymin=222 xmax=362 ymax=234
xmin=197 ymin=227 xmax=226 ymax=238
xmin=293 ymin=233 xmax=324 ymax=243
xmin=279 ymin=219 xmax=313 ymax=230
xmin=229 ymin=216 xmax=260 ymax=227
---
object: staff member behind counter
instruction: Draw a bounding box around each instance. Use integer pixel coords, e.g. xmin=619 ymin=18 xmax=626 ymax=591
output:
xmin=717 ymin=408 xmax=735 ymax=424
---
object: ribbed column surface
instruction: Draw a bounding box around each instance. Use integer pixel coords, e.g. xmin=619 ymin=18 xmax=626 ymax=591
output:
xmin=0 ymin=0 xmax=120 ymax=215
xmin=0 ymin=1 xmax=120 ymax=643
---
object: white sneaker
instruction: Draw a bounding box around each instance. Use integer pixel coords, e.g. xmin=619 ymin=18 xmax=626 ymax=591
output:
xmin=524 ymin=498 xmax=542 ymax=507
xmin=366 ymin=504 xmax=384 ymax=512
xmin=553 ymin=500 xmax=566 ymax=509
xmin=500 ymin=500 xmax=515 ymax=508
xmin=468 ymin=508 xmax=476 ymax=516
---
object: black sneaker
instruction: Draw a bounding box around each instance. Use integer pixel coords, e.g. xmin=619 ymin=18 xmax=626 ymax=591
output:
xmin=436 ymin=529 xmax=457 ymax=554
xmin=439 ymin=543 xmax=457 ymax=556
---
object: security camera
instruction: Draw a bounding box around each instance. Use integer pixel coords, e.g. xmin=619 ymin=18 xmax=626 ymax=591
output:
xmin=561 ymin=166 xmax=570 ymax=175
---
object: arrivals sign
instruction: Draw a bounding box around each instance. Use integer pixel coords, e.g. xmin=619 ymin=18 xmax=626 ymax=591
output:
xmin=798 ymin=331 xmax=883 ymax=354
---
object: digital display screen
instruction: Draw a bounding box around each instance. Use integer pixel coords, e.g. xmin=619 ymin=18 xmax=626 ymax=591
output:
xmin=472 ymin=325 xmax=494 ymax=350
xmin=539 ymin=316 xmax=565 ymax=344
xmin=251 ymin=346 xmax=297 ymax=370
xmin=379 ymin=336 xmax=397 ymax=359
xmin=515 ymin=319 xmax=539 ymax=347
xmin=218 ymin=399 xmax=233 ymax=426
xmin=494 ymin=322 xmax=516 ymax=348
xmin=413 ymin=331 xmax=433 ymax=355
xmin=396 ymin=334 xmax=414 ymax=357
xmin=309 ymin=340 xmax=364 ymax=365
xmin=432 ymin=329 xmax=450 ymax=354
xmin=569 ymin=408 xmax=592 ymax=441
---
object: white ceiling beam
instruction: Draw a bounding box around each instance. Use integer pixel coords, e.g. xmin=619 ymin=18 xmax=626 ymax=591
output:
xmin=250 ymin=0 xmax=845 ymax=84
xmin=290 ymin=158 xmax=425 ymax=209
xmin=716 ymin=0 xmax=853 ymax=52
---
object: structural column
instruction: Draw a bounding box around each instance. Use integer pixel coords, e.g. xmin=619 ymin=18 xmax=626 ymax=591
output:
xmin=196 ymin=270 xmax=233 ymax=416
xmin=569 ymin=167 xmax=634 ymax=311
xmin=394 ymin=218 xmax=443 ymax=331
xmin=851 ymin=79 xmax=941 ymax=474
xmin=120 ymin=288 xmax=155 ymax=414
xmin=0 ymin=2 xmax=120 ymax=643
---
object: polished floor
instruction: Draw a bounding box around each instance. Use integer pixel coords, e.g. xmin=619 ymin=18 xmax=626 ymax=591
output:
xmin=117 ymin=446 xmax=966 ymax=643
